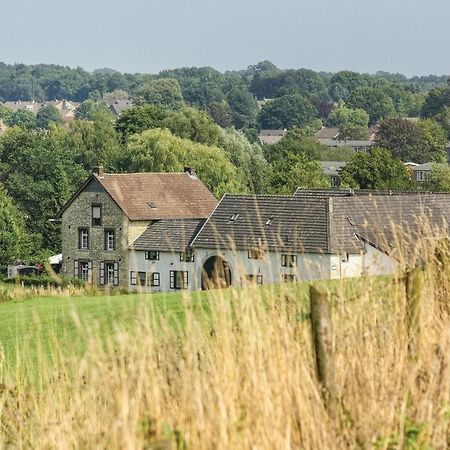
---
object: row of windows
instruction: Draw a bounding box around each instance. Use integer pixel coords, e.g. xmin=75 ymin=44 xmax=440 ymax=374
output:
xmin=129 ymin=272 xmax=296 ymax=289
xmin=130 ymin=270 xmax=188 ymax=289
xmin=78 ymin=228 xmax=116 ymax=251
xmin=145 ymin=251 xmax=195 ymax=262
xmin=74 ymin=260 xmax=119 ymax=286
xmin=249 ymin=250 xmax=298 ymax=268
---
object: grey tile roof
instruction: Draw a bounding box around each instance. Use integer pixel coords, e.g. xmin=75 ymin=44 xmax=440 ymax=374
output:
xmin=192 ymin=190 xmax=450 ymax=258
xmin=317 ymin=138 xmax=374 ymax=148
xmin=191 ymin=194 xmax=331 ymax=253
xmin=315 ymin=127 xmax=340 ymax=139
xmin=320 ymin=161 xmax=346 ymax=177
xmin=130 ymin=219 xmax=205 ymax=252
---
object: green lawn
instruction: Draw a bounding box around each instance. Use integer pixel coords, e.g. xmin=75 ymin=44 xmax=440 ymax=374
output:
xmin=0 ymin=277 xmax=388 ymax=381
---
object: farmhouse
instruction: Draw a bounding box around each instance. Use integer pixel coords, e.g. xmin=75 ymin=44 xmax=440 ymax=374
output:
xmin=61 ymin=169 xmax=450 ymax=292
xmin=60 ymin=166 xmax=217 ymax=287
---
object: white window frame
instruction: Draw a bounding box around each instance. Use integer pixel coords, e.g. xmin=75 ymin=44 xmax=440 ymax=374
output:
xmin=130 ymin=271 xmax=137 ymax=285
xmin=281 ymin=254 xmax=297 ymax=268
xmin=78 ymin=228 xmax=89 ymax=250
xmin=170 ymin=270 xmax=188 ymax=290
xmin=180 ymin=251 xmax=195 ymax=262
xmin=105 ymin=229 xmax=115 ymax=251
xmin=145 ymin=251 xmax=160 ymax=261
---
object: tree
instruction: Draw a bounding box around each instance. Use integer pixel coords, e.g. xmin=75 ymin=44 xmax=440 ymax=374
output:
xmin=226 ymin=85 xmax=259 ymax=129
xmin=421 ymin=86 xmax=449 ymax=117
xmin=5 ymin=109 xmax=36 ymax=129
xmin=218 ymin=128 xmax=271 ymax=193
xmin=258 ymin=94 xmax=317 ymax=129
xmin=0 ymin=104 xmax=11 ymax=121
xmin=339 ymin=148 xmax=413 ymax=190
xmin=327 ymin=101 xmax=369 ymax=129
xmin=377 ymin=118 xmax=446 ymax=163
xmin=270 ymin=153 xmax=329 ymax=194
xmin=208 ymin=100 xmax=232 ymax=128
xmin=417 ymin=119 xmax=447 ymax=162
xmin=426 ymin=164 xmax=450 ymax=192
xmin=0 ymin=184 xmax=32 ymax=269
xmin=347 ymin=86 xmax=396 ymax=124
xmin=120 ymin=128 xmax=246 ymax=197
xmin=75 ymin=99 xmax=112 ymax=121
xmin=161 ymin=107 xmax=221 ymax=146
xmin=36 ymin=105 xmax=63 ymax=129
xmin=434 ymin=106 xmax=450 ymax=139
xmin=115 ymin=104 xmax=169 ymax=140
xmin=133 ymin=78 xmax=184 ymax=110
xmin=329 ymin=71 xmax=367 ymax=101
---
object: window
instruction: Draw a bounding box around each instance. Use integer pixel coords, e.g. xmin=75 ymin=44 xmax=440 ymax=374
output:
xmin=282 ymin=274 xmax=297 ymax=283
xmin=416 ymin=171 xmax=428 ymax=182
xmin=245 ymin=274 xmax=263 ymax=285
xmin=104 ymin=229 xmax=115 ymax=251
xmin=130 ymin=271 xmax=137 ymax=285
xmin=149 ymin=272 xmax=160 ymax=287
xmin=92 ymin=204 xmax=102 ymax=226
xmin=170 ymin=270 xmax=188 ymax=289
xmin=248 ymin=248 xmax=265 ymax=259
xmin=281 ymin=254 xmax=297 ymax=268
xmin=145 ymin=251 xmax=160 ymax=261
xmin=330 ymin=176 xmax=340 ymax=187
xmin=74 ymin=260 xmax=92 ymax=282
xmin=100 ymin=261 xmax=119 ymax=286
xmin=78 ymin=228 xmax=89 ymax=250
xmin=138 ymin=271 xmax=146 ymax=286
xmin=180 ymin=250 xmax=194 ymax=262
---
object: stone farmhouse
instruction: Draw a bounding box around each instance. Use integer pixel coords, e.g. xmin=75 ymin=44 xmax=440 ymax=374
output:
xmin=60 ymin=169 xmax=450 ymax=291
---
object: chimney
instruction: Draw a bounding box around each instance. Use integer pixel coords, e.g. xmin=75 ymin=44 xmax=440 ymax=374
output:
xmin=184 ymin=166 xmax=196 ymax=177
xmin=92 ymin=165 xmax=104 ymax=178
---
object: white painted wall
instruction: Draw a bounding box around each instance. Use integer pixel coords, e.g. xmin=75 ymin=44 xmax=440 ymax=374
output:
xmin=127 ymin=243 xmax=397 ymax=293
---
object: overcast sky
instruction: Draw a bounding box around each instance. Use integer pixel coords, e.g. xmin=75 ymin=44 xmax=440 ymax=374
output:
xmin=1 ymin=0 xmax=448 ymax=76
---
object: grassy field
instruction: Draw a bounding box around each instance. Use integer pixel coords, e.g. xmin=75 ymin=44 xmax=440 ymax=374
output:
xmin=0 ymin=274 xmax=448 ymax=449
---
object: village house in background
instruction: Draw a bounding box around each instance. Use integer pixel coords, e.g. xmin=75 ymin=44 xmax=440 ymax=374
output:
xmin=258 ymin=129 xmax=286 ymax=145
xmin=320 ymin=161 xmax=346 ymax=187
xmin=3 ymin=100 xmax=79 ymax=122
xmin=108 ymin=99 xmax=133 ymax=116
xmin=314 ymin=126 xmax=377 ymax=152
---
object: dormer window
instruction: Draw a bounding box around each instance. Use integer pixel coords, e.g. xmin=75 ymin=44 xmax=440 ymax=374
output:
xmin=229 ymin=213 xmax=239 ymax=222
xmin=265 ymin=216 xmax=274 ymax=226
xmin=148 ymin=201 xmax=157 ymax=209
xmin=92 ymin=204 xmax=102 ymax=226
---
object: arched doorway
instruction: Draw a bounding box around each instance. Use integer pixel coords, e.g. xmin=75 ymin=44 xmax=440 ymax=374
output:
xmin=202 ymin=256 xmax=232 ymax=290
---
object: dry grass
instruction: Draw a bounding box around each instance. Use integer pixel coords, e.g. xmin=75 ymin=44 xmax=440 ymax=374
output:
xmin=0 ymin=241 xmax=449 ymax=448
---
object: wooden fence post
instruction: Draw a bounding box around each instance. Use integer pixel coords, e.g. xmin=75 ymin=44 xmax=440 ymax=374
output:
xmin=404 ymin=267 xmax=424 ymax=361
xmin=309 ymin=284 xmax=337 ymax=419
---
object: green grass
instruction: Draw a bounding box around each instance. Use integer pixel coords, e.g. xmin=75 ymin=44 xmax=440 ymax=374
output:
xmin=0 ymin=276 xmax=390 ymax=382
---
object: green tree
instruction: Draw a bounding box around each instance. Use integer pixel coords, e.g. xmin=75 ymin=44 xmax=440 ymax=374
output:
xmin=258 ymin=94 xmax=317 ymax=129
xmin=270 ymin=153 xmax=329 ymax=194
xmin=0 ymin=104 xmax=11 ymax=121
xmin=377 ymin=118 xmax=446 ymax=163
xmin=5 ymin=109 xmax=36 ymax=129
xmin=218 ymin=128 xmax=271 ymax=193
xmin=75 ymin=99 xmax=112 ymax=121
xmin=133 ymin=78 xmax=184 ymax=110
xmin=226 ymin=85 xmax=259 ymax=129
xmin=339 ymin=148 xmax=413 ymax=190
xmin=0 ymin=184 xmax=32 ymax=268
xmin=417 ymin=119 xmax=447 ymax=162
xmin=347 ymin=86 xmax=396 ymax=124
xmin=208 ymin=100 xmax=232 ymax=128
xmin=421 ymin=86 xmax=449 ymax=117
xmin=36 ymin=105 xmax=63 ymax=129
xmin=161 ymin=107 xmax=221 ymax=146
xmin=327 ymin=101 xmax=369 ymax=129
xmin=120 ymin=128 xmax=246 ymax=197
xmin=425 ymin=164 xmax=450 ymax=192
xmin=115 ymin=104 xmax=169 ymax=141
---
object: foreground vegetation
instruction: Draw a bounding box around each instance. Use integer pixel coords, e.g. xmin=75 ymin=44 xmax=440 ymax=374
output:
xmin=0 ymin=266 xmax=448 ymax=449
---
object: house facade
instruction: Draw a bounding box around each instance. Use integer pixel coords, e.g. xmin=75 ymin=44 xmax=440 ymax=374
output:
xmin=60 ymin=166 xmax=217 ymax=288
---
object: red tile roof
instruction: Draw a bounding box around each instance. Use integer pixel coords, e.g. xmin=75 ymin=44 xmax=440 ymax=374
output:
xmin=95 ymin=172 xmax=217 ymax=220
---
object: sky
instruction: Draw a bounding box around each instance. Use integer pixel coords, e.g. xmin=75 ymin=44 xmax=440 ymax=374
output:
xmin=1 ymin=0 xmax=449 ymax=76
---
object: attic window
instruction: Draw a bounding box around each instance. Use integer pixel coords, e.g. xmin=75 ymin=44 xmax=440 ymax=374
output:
xmin=265 ymin=216 xmax=274 ymax=226
xmin=229 ymin=213 xmax=239 ymax=222
xmin=347 ymin=217 xmax=357 ymax=227
xmin=148 ymin=201 xmax=157 ymax=209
